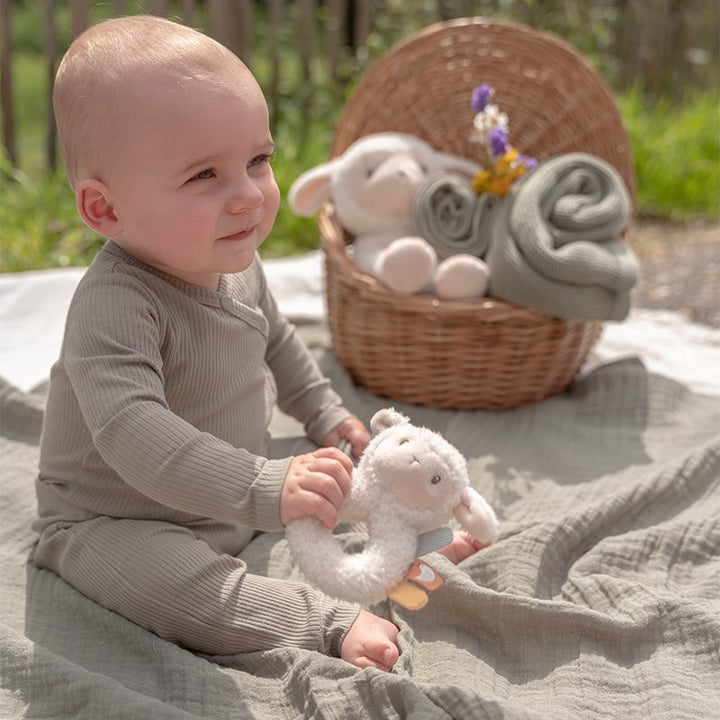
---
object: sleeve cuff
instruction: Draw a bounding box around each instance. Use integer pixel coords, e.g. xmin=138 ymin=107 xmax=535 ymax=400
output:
xmin=252 ymin=456 xmax=293 ymax=531
xmin=318 ymin=596 xmax=362 ymax=657
xmin=305 ymin=406 xmax=354 ymax=447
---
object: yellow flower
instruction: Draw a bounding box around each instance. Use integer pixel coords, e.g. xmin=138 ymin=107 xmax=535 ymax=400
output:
xmin=494 ymin=148 xmax=519 ymax=175
xmin=490 ymin=176 xmax=513 ymax=196
xmin=472 ymin=169 xmax=492 ymax=194
xmin=473 ymin=148 xmax=531 ymax=197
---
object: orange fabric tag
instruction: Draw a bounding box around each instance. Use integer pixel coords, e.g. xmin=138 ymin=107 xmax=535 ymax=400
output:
xmin=405 ymin=559 xmax=445 ymax=591
xmin=387 ymin=580 xmax=429 ymax=610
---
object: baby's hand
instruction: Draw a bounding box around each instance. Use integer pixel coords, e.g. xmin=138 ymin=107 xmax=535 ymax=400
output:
xmin=341 ymin=610 xmax=399 ymax=671
xmin=436 ymin=531 xmax=488 ymax=564
xmin=280 ymin=447 xmax=354 ymax=529
xmin=322 ymin=417 xmax=371 ymax=459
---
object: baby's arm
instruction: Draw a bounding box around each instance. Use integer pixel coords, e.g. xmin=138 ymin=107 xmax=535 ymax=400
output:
xmin=341 ymin=610 xmax=399 ymax=671
xmin=259 ymin=272 xmax=359 ymax=445
xmin=435 ymin=531 xmax=489 ymax=564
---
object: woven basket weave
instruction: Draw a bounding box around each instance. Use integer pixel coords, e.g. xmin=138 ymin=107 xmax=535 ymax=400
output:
xmin=320 ymin=17 xmax=635 ymax=410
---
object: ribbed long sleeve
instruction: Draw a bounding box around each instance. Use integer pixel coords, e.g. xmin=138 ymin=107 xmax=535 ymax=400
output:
xmin=37 ymin=242 xmax=350 ymax=531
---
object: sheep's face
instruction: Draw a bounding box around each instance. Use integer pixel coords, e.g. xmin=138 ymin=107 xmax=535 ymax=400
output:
xmin=371 ymin=426 xmax=466 ymax=512
xmin=333 ymin=147 xmax=430 ymax=222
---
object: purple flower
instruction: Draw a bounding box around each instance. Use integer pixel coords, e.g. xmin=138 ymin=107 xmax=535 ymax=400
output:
xmin=519 ymin=153 xmax=537 ymax=169
xmin=488 ymin=128 xmax=508 ymax=157
xmin=471 ymin=84 xmax=493 ymax=112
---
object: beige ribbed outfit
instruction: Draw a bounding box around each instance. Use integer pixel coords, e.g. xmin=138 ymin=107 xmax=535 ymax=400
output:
xmin=33 ymin=241 xmax=360 ymax=656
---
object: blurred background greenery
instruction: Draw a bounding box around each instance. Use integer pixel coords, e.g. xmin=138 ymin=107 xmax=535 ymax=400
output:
xmin=1 ymin=0 xmax=718 ymax=272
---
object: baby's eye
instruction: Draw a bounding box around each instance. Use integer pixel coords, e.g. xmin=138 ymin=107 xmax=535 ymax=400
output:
xmin=430 ymin=475 xmax=442 ymax=485
xmin=249 ymin=153 xmax=272 ymax=168
xmin=191 ymin=168 xmax=216 ymax=181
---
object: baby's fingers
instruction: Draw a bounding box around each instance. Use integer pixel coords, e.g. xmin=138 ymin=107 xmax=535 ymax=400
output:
xmin=281 ymin=449 xmax=354 ymax=528
xmin=304 ymin=468 xmax=348 ymax=512
xmin=298 ymin=489 xmax=339 ymax=529
xmin=311 ymin=447 xmax=354 ymax=487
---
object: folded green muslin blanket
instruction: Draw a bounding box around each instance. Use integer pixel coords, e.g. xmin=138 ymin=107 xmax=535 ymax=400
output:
xmin=413 ymin=173 xmax=499 ymax=260
xmin=485 ymin=152 xmax=637 ymax=321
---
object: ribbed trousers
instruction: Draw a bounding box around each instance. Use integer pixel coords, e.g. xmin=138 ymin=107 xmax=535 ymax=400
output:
xmin=33 ymin=514 xmax=358 ymax=656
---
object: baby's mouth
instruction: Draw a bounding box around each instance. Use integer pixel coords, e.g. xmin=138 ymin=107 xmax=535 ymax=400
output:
xmin=218 ymin=226 xmax=254 ymax=242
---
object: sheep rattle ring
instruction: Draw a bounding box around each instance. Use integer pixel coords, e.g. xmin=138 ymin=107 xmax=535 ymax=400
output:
xmin=286 ymin=408 xmax=500 ymax=607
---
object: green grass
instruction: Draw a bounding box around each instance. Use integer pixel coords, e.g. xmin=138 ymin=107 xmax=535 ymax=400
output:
xmin=0 ymin=157 xmax=99 ymax=270
xmin=2 ymin=52 xmax=718 ymax=272
xmin=619 ymin=89 xmax=720 ymax=221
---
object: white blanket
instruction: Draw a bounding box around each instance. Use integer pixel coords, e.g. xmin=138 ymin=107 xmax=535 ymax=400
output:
xmin=2 ymin=252 xmax=719 ymax=395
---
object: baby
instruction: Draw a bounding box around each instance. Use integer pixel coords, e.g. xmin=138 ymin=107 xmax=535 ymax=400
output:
xmin=33 ymin=15 xmax=478 ymax=672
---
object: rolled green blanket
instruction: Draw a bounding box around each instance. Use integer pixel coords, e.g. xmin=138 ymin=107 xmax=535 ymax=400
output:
xmin=413 ymin=173 xmax=498 ymax=260
xmin=485 ymin=153 xmax=638 ymax=321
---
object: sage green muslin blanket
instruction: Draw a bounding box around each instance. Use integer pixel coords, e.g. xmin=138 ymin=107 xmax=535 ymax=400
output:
xmin=3 ymin=344 xmax=720 ymax=720
xmin=485 ymin=152 xmax=637 ymax=321
xmin=413 ymin=173 xmax=499 ymax=260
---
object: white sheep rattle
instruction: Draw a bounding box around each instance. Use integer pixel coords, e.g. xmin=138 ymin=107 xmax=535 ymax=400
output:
xmin=285 ymin=408 xmax=499 ymax=607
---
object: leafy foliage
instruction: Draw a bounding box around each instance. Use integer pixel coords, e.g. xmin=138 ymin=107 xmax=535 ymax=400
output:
xmin=1 ymin=2 xmax=718 ymax=271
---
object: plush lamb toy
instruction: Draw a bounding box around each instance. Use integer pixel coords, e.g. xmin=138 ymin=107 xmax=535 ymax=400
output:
xmin=285 ymin=408 xmax=500 ymax=607
xmin=288 ymin=132 xmax=491 ymax=299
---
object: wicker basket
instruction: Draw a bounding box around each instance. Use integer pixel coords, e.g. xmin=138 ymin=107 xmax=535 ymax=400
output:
xmin=320 ymin=17 xmax=635 ymax=411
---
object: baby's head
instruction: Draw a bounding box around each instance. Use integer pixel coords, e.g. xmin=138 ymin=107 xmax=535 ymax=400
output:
xmin=55 ymin=16 xmax=280 ymax=289
xmin=54 ymin=15 xmax=253 ymax=188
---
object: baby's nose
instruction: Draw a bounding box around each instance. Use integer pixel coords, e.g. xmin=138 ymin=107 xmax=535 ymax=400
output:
xmin=226 ymin=177 xmax=263 ymax=213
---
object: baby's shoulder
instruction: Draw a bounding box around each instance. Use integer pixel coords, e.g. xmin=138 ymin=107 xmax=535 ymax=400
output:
xmin=72 ymin=254 xmax=157 ymax=309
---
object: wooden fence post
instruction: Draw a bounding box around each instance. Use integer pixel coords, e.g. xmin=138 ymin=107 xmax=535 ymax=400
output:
xmin=145 ymin=0 xmax=170 ymax=17
xmin=179 ymin=0 xmax=196 ymax=26
xmin=326 ymin=0 xmax=347 ymax=94
xmin=0 ymin=0 xmax=16 ymax=165
xmin=267 ymin=0 xmax=283 ymax=132
xmin=353 ymin=0 xmax=372 ymax=51
xmin=43 ymin=0 xmax=57 ymax=172
xmin=208 ymin=0 xmax=252 ymax=66
xmin=69 ymin=0 xmax=90 ymax=38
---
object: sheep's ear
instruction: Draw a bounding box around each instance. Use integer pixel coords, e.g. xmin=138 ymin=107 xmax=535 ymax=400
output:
xmin=287 ymin=160 xmax=338 ymax=216
xmin=370 ymin=407 xmax=410 ymax=435
xmin=435 ymin=150 xmax=481 ymax=179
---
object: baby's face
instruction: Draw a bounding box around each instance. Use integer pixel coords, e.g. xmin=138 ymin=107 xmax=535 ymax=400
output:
xmin=102 ymin=68 xmax=280 ymax=289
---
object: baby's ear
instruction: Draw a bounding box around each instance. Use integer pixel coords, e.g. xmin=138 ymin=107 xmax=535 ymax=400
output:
xmin=75 ymin=178 xmax=121 ymax=237
xmin=370 ymin=407 xmax=410 ymax=435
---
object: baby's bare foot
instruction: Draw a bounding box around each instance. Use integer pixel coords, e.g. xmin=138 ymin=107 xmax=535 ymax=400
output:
xmin=341 ymin=609 xmax=399 ymax=671
xmin=435 ymin=531 xmax=487 ymax=564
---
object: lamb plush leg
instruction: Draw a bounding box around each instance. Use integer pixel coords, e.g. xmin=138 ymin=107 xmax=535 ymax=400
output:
xmin=434 ymin=254 xmax=490 ymax=299
xmin=453 ymin=487 xmax=500 ymax=545
xmin=376 ymin=237 xmax=437 ymax=294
